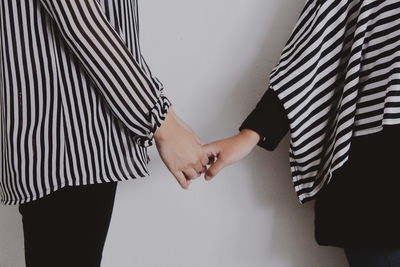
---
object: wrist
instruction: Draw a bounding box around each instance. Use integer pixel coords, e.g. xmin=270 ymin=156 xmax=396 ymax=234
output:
xmin=154 ymin=107 xmax=176 ymax=143
xmin=239 ymin=129 xmax=262 ymax=146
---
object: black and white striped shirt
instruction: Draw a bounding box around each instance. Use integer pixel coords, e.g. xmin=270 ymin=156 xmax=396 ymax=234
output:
xmin=270 ymin=0 xmax=400 ymax=202
xmin=0 ymin=0 xmax=170 ymax=205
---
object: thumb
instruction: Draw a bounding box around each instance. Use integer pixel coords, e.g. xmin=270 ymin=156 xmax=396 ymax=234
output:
xmin=204 ymin=158 xmax=227 ymax=181
xmin=203 ymin=142 xmax=227 ymax=180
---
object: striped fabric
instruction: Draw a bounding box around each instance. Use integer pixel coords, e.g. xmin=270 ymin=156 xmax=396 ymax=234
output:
xmin=0 ymin=0 xmax=170 ymax=205
xmin=269 ymin=0 xmax=400 ymax=203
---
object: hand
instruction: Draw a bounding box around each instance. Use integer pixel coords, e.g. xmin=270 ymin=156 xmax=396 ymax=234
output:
xmin=203 ymin=129 xmax=261 ymax=180
xmin=154 ymin=107 xmax=209 ymax=189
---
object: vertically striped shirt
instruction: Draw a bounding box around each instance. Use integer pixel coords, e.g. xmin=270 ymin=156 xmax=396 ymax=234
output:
xmin=0 ymin=0 xmax=171 ymax=205
xmin=270 ymin=0 xmax=400 ymax=202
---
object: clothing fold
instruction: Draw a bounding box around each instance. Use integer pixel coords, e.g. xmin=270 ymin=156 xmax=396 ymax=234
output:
xmin=0 ymin=0 xmax=170 ymax=204
xmin=267 ymin=0 xmax=400 ymax=202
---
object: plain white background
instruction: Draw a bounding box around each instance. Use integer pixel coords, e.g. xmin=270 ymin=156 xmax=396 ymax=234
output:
xmin=0 ymin=0 xmax=350 ymax=266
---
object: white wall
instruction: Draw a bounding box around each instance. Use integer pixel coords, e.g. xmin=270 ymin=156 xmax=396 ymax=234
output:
xmin=0 ymin=0 xmax=349 ymax=266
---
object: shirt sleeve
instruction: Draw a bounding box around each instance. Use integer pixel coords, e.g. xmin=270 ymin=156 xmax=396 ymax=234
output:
xmin=239 ymin=88 xmax=289 ymax=151
xmin=39 ymin=0 xmax=171 ymax=147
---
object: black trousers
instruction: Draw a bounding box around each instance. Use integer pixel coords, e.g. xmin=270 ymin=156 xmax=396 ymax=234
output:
xmin=18 ymin=182 xmax=118 ymax=267
xmin=345 ymin=248 xmax=400 ymax=267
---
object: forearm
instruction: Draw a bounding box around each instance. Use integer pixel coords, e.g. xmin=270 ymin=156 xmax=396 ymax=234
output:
xmin=238 ymin=129 xmax=262 ymax=148
xmin=39 ymin=0 xmax=170 ymax=145
xmin=239 ymin=88 xmax=289 ymax=151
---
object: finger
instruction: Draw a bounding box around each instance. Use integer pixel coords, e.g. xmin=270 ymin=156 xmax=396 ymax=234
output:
xmin=203 ymin=142 xmax=220 ymax=158
xmin=174 ymin=171 xmax=190 ymax=189
xmin=200 ymin=166 xmax=208 ymax=174
xmin=200 ymin=154 xmax=210 ymax=167
xmin=203 ymin=143 xmax=219 ymax=165
xmin=195 ymin=165 xmax=208 ymax=175
xmin=183 ymin=168 xmax=201 ymax=180
xmin=194 ymin=161 xmax=205 ymax=174
xmin=205 ymin=159 xmax=228 ymax=181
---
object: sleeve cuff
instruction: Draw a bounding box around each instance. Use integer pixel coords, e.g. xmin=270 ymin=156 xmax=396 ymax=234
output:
xmin=137 ymin=94 xmax=172 ymax=147
xmin=239 ymin=88 xmax=289 ymax=151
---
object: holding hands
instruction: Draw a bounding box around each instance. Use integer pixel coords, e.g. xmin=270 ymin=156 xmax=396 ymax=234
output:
xmin=154 ymin=108 xmax=209 ymax=189
xmin=155 ymin=109 xmax=261 ymax=188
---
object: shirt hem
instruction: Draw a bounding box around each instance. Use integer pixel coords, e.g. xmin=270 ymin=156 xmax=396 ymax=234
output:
xmin=1 ymin=172 xmax=151 ymax=206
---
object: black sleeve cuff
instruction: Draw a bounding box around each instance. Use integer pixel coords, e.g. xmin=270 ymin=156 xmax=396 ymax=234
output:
xmin=239 ymin=88 xmax=289 ymax=151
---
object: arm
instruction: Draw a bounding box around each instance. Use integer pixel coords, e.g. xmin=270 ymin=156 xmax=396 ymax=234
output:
xmin=203 ymin=88 xmax=290 ymax=180
xmin=39 ymin=0 xmax=208 ymax=189
xmin=39 ymin=0 xmax=168 ymax=146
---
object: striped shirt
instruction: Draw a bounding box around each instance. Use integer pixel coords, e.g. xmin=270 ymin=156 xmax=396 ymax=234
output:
xmin=0 ymin=0 xmax=171 ymax=205
xmin=270 ymin=0 xmax=400 ymax=203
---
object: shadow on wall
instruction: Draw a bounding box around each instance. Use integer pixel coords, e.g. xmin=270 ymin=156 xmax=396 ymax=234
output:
xmin=0 ymin=206 xmax=24 ymax=267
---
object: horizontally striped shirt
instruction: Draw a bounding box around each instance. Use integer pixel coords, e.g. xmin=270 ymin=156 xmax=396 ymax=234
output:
xmin=270 ymin=0 xmax=400 ymax=202
xmin=0 ymin=0 xmax=170 ymax=205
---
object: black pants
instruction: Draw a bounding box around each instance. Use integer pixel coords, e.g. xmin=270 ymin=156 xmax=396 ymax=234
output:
xmin=19 ymin=182 xmax=118 ymax=267
xmin=345 ymin=248 xmax=400 ymax=267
